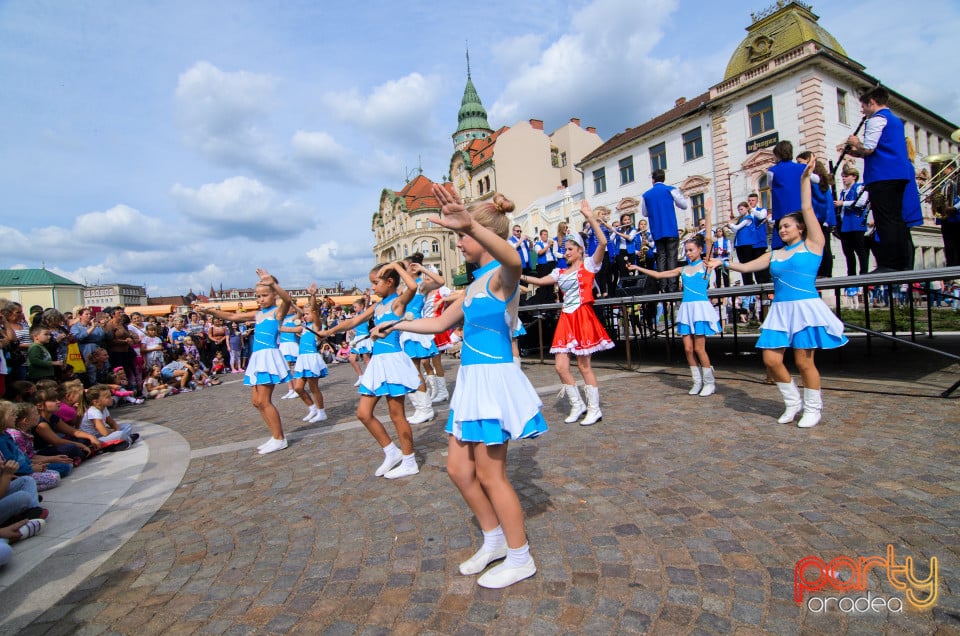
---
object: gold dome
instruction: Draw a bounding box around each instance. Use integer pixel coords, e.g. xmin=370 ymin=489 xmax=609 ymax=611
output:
xmin=723 ymin=2 xmax=847 ymax=81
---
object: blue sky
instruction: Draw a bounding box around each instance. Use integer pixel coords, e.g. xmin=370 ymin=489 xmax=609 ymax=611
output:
xmin=1 ymin=0 xmax=956 ymax=296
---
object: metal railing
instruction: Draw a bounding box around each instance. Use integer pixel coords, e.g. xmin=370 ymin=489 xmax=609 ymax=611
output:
xmin=516 ymin=266 xmax=960 ymax=396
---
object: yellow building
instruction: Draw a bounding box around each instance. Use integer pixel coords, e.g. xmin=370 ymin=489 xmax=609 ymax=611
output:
xmin=0 ymin=268 xmax=84 ymax=312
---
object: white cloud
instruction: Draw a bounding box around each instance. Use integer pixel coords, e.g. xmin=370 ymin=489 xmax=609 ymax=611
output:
xmin=175 ymin=61 xmax=298 ymax=183
xmin=323 ymin=72 xmax=442 ymax=147
xmin=306 ymin=239 xmax=374 ymax=281
xmin=171 ymin=176 xmax=317 ymax=240
xmin=489 ymin=0 xmax=688 ymax=134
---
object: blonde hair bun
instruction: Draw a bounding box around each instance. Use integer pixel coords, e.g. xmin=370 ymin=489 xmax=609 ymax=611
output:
xmin=492 ymin=193 xmax=515 ymax=215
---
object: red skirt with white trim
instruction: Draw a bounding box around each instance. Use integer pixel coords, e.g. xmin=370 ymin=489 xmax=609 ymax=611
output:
xmin=550 ymin=304 xmax=615 ymax=356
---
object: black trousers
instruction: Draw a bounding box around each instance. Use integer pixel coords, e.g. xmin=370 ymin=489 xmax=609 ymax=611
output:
xmin=655 ymin=237 xmax=679 ymax=292
xmin=735 ymin=245 xmax=756 ymax=285
xmin=817 ymin=227 xmax=834 ymax=278
xmin=840 ymin=230 xmax=870 ymax=276
xmin=865 ymin=179 xmax=911 ymax=270
xmin=942 ymin=223 xmax=960 ymax=267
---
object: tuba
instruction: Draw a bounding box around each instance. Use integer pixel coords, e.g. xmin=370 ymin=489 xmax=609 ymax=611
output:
xmin=923 ymin=152 xmax=959 ymax=219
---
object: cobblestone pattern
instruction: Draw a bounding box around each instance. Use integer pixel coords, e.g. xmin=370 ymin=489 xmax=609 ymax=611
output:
xmin=18 ymin=359 xmax=960 ymax=635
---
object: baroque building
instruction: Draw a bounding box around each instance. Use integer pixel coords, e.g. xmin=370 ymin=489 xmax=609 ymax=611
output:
xmin=372 ymin=57 xmax=606 ymax=285
xmin=578 ymin=1 xmax=958 ymax=270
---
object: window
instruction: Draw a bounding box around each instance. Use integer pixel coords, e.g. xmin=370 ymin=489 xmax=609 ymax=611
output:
xmin=837 ymin=89 xmax=848 ymax=125
xmin=484 ymin=176 xmax=490 ymax=192
xmin=682 ymin=127 xmax=703 ymax=161
xmin=619 ymin=156 xmax=635 ymax=185
xmin=432 ymin=240 xmax=440 ymax=254
xmin=560 ymin=152 xmax=567 ymax=167
xmin=691 ymin=193 xmax=705 ymax=224
xmin=649 ymin=142 xmax=667 ymax=172
xmin=758 ymin=174 xmax=771 ymax=212
xmin=478 ymin=178 xmax=485 ymax=195
xmin=593 ymin=167 xmax=607 ymax=194
xmin=748 ymin=96 xmax=774 ymax=136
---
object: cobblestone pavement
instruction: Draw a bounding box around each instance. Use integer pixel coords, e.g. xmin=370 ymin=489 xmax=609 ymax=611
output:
xmin=12 ymin=346 xmax=960 ymax=635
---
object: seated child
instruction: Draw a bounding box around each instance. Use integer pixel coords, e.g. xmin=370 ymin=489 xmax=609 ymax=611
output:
xmin=335 ymin=342 xmax=350 ymax=364
xmin=79 ymin=385 xmax=138 ymax=450
xmin=211 ymin=351 xmax=227 ymax=375
xmin=143 ymin=365 xmax=176 ymax=399
xmin=0 ymin=518 xmax=46 ymax=568
xmin=9 ymin=403 xmax=74 ymax=477
xmin=320 ymin=342 xmax=336 ymax=364
xmin=31 ymin=388 xmax=96 ymax=460
xmin=186 ymin=356 xmax=221 ymax=387
xmin=110 ymin=367 xmax=144 ymax=405
xmin=161 ymin=357 xmax=194 ymax=391
xmin=181 ymin=337 xmax=207 ymax=371
xmin=56 ymin=380 xmax=86 ymax=428
xmin=0 ymin=401 xmax=64 ymax=491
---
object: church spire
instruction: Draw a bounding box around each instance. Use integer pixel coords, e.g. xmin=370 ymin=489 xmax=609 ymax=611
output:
xmin=452 ymin=46 xmax=493 ymax=152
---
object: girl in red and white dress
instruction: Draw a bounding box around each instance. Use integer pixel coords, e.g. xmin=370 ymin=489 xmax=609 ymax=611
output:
xmin=520 ymin=201 xmax=614 ymax=426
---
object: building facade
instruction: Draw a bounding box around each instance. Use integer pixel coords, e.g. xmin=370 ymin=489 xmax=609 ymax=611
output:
xmin=82 ymin=283 xmax=148 ymax=308
xmin=0 ymin=268 xmax=84 ymax=312
xmin=578 ymin=1 xmax=958 ymax=271
xmin=373 ymin=59 xmax=606 ymax=286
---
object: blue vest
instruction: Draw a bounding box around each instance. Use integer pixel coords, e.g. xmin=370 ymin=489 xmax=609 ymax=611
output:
xmin=642 ymin=182 xmax=680 ymax=240
xmin=811 ymin=184 xmax=835 ymax=226
xmin=839 ymin=183 xmax=868 ymax=233
xmin=751 ymin=207 xmax=769 ymax=249
xmin=509 ymin=236 xmax=531 ymax=269
xmin=863 ymin=108 xmax=914 ymax=184
xmin=534 ymin=239 xmax=555 ymax=265
xmin=769 ymin=161 xmax=805 ymax=220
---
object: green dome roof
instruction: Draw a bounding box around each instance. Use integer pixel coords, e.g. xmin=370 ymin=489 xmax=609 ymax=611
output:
xmin=455 ymin=76 xmax=491 ymax=134
xmin=724 ymin=2 xmax=847 ymax=81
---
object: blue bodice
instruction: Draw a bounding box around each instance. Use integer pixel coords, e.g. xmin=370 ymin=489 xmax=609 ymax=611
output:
xmin=460 ymin=261 xmax=517 ymax=366
xmin=251 ymin=307 xmax=281 ymax=352
xmin=680 ymin=261 xmax=709 ymax=302
xmin=372 ymin=294 xmax=403 ymax=355
xmin=298 ymin=321 xmax=318 ymax=354
xmin=279 ymin=314 xmax=298 ymax=344
xmin=770 ymin=242 xmax=822 ymax=302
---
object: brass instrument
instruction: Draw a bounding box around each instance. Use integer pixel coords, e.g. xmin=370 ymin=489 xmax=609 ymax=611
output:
xmin=923 ymin=151 xmax=959 ymax=219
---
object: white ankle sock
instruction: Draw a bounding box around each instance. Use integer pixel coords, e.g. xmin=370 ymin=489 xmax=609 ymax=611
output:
xmin=400 ymin=452 xmax=416 ymax=467
xmin=383 ymin=442 xmax=400 ymax=457
xmin=481 ymin=526 xmax=506 ymax=552
xmin=505 ymin=543 xmax=530 ymax=567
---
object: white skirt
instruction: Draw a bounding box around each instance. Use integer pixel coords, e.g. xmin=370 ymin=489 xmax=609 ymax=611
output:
xmin=448 ymin=363 xmax=544 ymax=441
xmin=279 ymin=341 xmax=299 ymax=361
xmin=244 ymin=348 xmax=291 ymax=386
xmin=358 ymin=352 xmax=420 ymax=396
xmin=676 ymin=300 xmax=721 ymax=336
xmin=293 ymin=353 xmax=329 ymax=379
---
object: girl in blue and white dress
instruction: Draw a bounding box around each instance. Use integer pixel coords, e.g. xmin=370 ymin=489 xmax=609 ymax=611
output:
xmin=399 ymin=257 xmax=443 ymax=425
xmin=347 ymin=298 xmax=373 ymax=387
xmin=292 ymin=284 xmax=329 ymax=424
xmin=198 ymin=269 xmax=293 ymax=454
xmin=392 ymin=186 xmax=547 ymax=590
xmin=278 ymin=311 xmax=301 ymax=400
xmin=318 ymin=262 xmax=422 ymax=479
xmin=629 ymin=232 xmax=721 ymax=397
xmin=728 ymin=157 xmax=848 ymax=428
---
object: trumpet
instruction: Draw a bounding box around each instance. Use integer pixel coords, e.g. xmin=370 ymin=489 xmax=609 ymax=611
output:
xmin=922 ymin=149 xmax=959 ymax=220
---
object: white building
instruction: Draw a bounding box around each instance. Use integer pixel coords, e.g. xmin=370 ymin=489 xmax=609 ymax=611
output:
xmin=578 ymin=1 xmax=958 ymax=271
xmin=82 ymin=283 xmax=147 ymax=308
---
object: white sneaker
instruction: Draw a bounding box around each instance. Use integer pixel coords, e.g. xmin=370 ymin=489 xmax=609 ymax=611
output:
xmin=281 ymin=390 xmax=297 ymax=400
xmin=308 ymin=408 xmax=328 ymax=423
xmin=257 ymin=437 xmax=288 ymax=455
xmin=375 ymin=452 xmax=402 ymax=477
xmin=256 ymin=437 xmax=275 ymax=451
xmin=303 ymin=408 xmax=317 ymax=421
xmin=384 ymin=462 xmax=419 ymax=479
xmin=476 ymin=557 xmax=537 ymax=588
xmin=459 ymin=545 xmax=508 ymax=575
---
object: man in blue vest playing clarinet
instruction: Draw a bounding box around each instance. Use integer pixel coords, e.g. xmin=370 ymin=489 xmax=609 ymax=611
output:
xmin=845 ymin=86 xmax=915 ymax=272
xmin=641 ymin=169 xmax=688 ymax=292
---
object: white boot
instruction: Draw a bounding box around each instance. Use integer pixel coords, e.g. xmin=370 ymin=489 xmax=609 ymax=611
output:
xmin=580 ymin=385 xmax=602 ymax=426
xmin=431 ymin=376 xmax=449 ymax=403
xmin=688 ymin=366 xmax=702 ymax=395
xmin=407 ymin=390 xmax=435 ymax=424
xmin=776 ymin=381 xmax=802 ymax=424
xmin=424 ymin=374 xmax=437 ymax=401
xmin=797 ymin=388 xmax=822 ymax=428
xmin=562 ymin=385 xmax=586 ymax=423
xmin=699 ymin=367 xmax=716 ymax=397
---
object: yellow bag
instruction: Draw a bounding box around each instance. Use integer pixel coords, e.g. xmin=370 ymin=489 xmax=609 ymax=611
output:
xmin=66 ymin=342 xmax=86 ymax=373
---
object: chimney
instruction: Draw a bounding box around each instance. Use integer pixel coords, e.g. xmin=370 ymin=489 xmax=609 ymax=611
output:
xmin=529 ymin=118 xmax=544 ymax=130
xmin=570 ymin=117 xmax=580 ymax=127
xmin=675 ymin=97 xmax=686 ymax=108
xmin=586 ymin=126 xmax=596 ymax=134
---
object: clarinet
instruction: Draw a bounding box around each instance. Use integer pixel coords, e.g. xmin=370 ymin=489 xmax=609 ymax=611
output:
xmin=830 ymin=114 xmax=869 ymax=181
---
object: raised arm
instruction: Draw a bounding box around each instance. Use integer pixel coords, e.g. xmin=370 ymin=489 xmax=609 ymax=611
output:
xmin=388 ymin=262 xmax=419 ymax=315
xmin=256 ymin=268 xmax=294 ymax=320
xmin=626 ymin=263 xmax=682 ymax=279
xmin=581 ymin=200 xmax=607 ymax=268
xmin=800 ymin=159 xmax=825 ymax=251
xmin=430 ymin=184 xmax=522 ymax=293
xmin=392 ymin=297 xmax=465 ymax=336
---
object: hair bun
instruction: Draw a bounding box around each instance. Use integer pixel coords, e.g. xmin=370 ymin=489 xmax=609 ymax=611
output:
xmin=492 ymin=193 xmax=515 ymax=215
